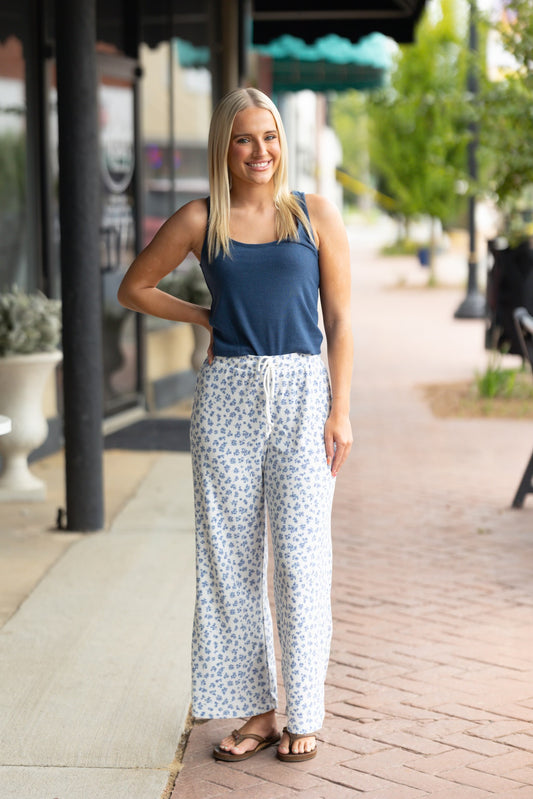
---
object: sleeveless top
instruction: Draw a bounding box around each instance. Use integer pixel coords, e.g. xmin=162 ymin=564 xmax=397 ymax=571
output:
xmin=199 ymin=191 xmax=323 ymax=357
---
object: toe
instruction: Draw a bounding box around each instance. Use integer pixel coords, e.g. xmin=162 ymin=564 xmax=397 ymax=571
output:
xmin=292 ymin=736 xmax=315 ymax=755
xmin=219 ymin=736 xmax=234 ymax=751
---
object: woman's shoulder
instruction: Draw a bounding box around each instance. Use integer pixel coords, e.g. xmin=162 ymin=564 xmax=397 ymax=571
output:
xmin=303 ymin=194 xmax=345 ymax=249
xmin=171 ymin=197 xmax=209 ymax=229
xmin=162 ymin=198 xmax=208 ymax=251
xmin=303 ymin=193 xmax=340 ymax=220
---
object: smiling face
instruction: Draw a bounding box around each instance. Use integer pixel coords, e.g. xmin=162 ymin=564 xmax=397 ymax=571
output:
xmin=227 ymin=106 xmax=281 ymax=188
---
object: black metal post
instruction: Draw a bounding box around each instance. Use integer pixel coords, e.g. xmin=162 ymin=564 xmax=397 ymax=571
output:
xmin=455 ymin=0 xmax=486 ymax=319
xmin=55 ymin=0 xmax=104 ymax=530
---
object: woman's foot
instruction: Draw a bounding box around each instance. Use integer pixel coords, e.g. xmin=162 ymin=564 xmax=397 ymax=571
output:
xmin=217 ymin=710 xmax=279 ymax=757
xmin=277 ymin=727 xmax=317 ymax=761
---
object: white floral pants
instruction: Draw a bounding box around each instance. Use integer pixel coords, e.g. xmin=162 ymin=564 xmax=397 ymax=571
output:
xmin=190 ymin=353 xmax=335 ymax=734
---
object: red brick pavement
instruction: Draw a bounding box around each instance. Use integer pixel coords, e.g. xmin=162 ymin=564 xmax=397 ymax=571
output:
xmin=171 ymin=227 xmax=533 ymax=798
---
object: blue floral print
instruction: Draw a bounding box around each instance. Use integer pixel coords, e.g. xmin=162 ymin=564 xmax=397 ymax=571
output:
xmin=190 ymin=353 xmax=335 ymax=734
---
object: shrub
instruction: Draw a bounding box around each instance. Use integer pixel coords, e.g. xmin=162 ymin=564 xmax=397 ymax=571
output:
xmin=0 ymin=288 xmax=62 ymax=356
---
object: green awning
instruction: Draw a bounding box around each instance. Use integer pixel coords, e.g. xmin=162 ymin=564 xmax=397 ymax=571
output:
xmin=175 ymin=38 xmax=210 ymax=67
xmin=255 ymin=33 xmax=391 ymax=92
xmin=176 ymin=32 xmax=391 ymax=92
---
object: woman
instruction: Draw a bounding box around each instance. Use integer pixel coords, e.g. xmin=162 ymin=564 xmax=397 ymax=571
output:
xmin=118 ymin=87 xmax=353 ymax=763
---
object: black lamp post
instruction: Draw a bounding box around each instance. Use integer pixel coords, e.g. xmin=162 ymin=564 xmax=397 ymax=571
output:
xmin=455 ymin=0 xmax=486 ymax=319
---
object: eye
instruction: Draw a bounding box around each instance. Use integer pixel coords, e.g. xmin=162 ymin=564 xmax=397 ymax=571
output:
xmin=236 ymin=137 xmax=250 ymax=144
xmin=265 ymin=134 xmax=277 ymax=141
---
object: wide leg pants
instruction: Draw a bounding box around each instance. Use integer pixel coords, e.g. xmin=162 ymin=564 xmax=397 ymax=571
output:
xmin=190 ymin=353 xmax=335 ymax=734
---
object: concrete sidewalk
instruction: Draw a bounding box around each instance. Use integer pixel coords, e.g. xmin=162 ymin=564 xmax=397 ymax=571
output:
xmin=1 ymin=216 xmax=533 ymax=799
xmin=0 ymin=452 xmax=196 ymax=799
xmin=172 ymin=221 xmax=533 ymax=798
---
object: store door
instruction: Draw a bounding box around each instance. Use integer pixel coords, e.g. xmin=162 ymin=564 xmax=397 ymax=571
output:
xmin=97 ymin=53 xmax=143 ymax=416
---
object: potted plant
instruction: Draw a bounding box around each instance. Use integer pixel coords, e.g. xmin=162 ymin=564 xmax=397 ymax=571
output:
xmin=159 ymin=261 xmax=212 ymax=371
xmin=0 ymin=287 xmax=62 ymax=500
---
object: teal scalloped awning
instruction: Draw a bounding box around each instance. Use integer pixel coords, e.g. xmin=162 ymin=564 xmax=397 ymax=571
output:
xmin=175 ymin=39 xmax=210 ymax=68
xmin=176 ymin=32 xmax=392 ymax=92
xmin=255 ymin=32 xmax=391 ymax=92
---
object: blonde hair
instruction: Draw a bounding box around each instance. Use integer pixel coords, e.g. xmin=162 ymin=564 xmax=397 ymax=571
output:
xmin=207 ymin=87 xmax=313 ymax=261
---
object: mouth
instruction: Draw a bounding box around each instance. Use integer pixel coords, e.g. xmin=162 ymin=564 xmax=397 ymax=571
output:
xmin=246 ymin=160 xmax=272 ymax=171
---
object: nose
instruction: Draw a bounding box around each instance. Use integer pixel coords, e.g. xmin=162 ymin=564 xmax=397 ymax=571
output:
xmin=252 ymin=138 xmax=268 ymax=156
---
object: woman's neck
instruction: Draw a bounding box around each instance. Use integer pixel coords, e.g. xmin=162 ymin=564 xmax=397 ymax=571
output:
xmin=229 ymin=180 xmax=275 ymax=210
xmin=228 ymin=184 xmax=278 ymax=243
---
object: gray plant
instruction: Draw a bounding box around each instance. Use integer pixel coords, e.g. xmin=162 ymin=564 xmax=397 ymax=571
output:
xmin=0 ymin=288 xmax=62 ymax=356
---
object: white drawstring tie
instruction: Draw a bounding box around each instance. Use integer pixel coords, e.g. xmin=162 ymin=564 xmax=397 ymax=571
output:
xmin=258 ymin=357 xmax=276 ymax=436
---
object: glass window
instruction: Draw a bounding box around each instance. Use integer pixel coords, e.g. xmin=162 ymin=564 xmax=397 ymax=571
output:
xmin=140 ymin=39 xmax=211 ymax=251
xmin=139 ymin=38 xmax=211 ymax=341
xmin=98 ymin=57 xmax=139 ymax=414
xmin=0 ymin=36 xmax=28 ymax=291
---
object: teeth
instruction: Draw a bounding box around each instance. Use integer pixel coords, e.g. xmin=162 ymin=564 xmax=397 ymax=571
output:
xmin=248 ymin=161 xmax=270 ymax=167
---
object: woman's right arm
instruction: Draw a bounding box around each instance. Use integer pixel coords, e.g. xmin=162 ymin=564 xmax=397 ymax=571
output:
xmin=117 ymin=199 xmax=211 ymax=332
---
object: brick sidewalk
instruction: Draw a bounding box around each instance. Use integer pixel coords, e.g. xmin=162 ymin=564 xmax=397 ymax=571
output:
xmin=171 ymin=231 xmax=533 ymax=799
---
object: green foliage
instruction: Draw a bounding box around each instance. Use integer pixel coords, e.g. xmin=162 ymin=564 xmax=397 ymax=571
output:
xmin=366 ymin=0 xmax=470 ymax=227
xmin=0 ymin=288 xmax=62 ymax=356
xmin=0 ymin=132 xmax=25 ymax=212
xmin=475 ymin=352 xmax=521 ymax=399
xmin=330 ymin=91 xmax=370 ymax=191
xmin=0 ymin=133 xmax=27 ymax=287
xmin=478 ymin=0 xmax=533 ymax=236
xmin=480 ymin=77 xmax=533 ymax=204
xmin=380 ymin=239 xmax=421 ymax=256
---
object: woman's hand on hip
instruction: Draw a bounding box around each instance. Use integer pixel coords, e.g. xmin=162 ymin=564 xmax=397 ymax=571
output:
xmin=207 ymin=327 xmax=214 ymax=364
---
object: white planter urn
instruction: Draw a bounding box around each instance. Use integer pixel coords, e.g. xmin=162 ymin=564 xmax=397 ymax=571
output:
xmin=0 ymin=350 xmax=62 ymax=501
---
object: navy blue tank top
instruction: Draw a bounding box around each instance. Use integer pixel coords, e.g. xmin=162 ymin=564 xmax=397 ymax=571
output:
xmin=199 ymin=191 xmax=322 ymax=357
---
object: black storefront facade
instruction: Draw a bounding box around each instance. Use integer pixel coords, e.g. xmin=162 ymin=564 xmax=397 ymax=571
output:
xmin=0 ymin=0 xmax=426 ymax=530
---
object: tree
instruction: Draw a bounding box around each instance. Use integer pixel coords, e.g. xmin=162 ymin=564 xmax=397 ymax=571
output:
xmin=478 ymin=0 xmax=533 ymax=243
xmin=366 ymin=0 xmax=471 ymax=279
xmin=330 ymin=90 xmax=371 ymax=206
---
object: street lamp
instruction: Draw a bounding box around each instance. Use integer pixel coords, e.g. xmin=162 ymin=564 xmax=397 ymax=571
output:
xmin=454 ymin=0 xmax=486 ymax=319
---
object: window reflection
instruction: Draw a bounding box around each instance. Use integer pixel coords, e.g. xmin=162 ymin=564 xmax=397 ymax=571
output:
xmin=0 ymin=36 xmax=27 ymax=291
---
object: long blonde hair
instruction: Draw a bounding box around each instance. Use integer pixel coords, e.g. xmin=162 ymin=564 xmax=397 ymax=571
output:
xmin=207 ymin=87 xmax=313 ymax=261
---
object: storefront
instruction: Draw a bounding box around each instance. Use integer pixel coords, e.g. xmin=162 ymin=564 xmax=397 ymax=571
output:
xmin=0 ymin=3 xmax=212 ymax=419
xmin=0 ymin=0 xmax=426 ymax=529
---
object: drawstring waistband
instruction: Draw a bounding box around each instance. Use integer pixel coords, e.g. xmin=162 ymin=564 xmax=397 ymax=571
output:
xmin=204 ymin=353 xmax=324 ymax=437
xmin=258 ymin=357 xmax=276 ymax=436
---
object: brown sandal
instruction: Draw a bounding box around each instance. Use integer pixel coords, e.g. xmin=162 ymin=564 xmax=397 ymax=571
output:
xmin=276 ymin=726 xmax=318 ymax=762
xmin=213 ymin=727 xmax=281 ymax=762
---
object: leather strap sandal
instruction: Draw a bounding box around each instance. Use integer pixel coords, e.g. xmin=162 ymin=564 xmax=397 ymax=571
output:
xmin=276 ymin=726 xmax=318 ymax=762
xmin=213 ymin=727 xmax=281 ymax=762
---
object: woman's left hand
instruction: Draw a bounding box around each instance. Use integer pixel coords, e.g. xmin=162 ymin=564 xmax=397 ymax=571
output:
xmin=207 ymin=327 xmax=214 ymax=364
xmin=324 ymin=412 xmax=353 ymax=477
